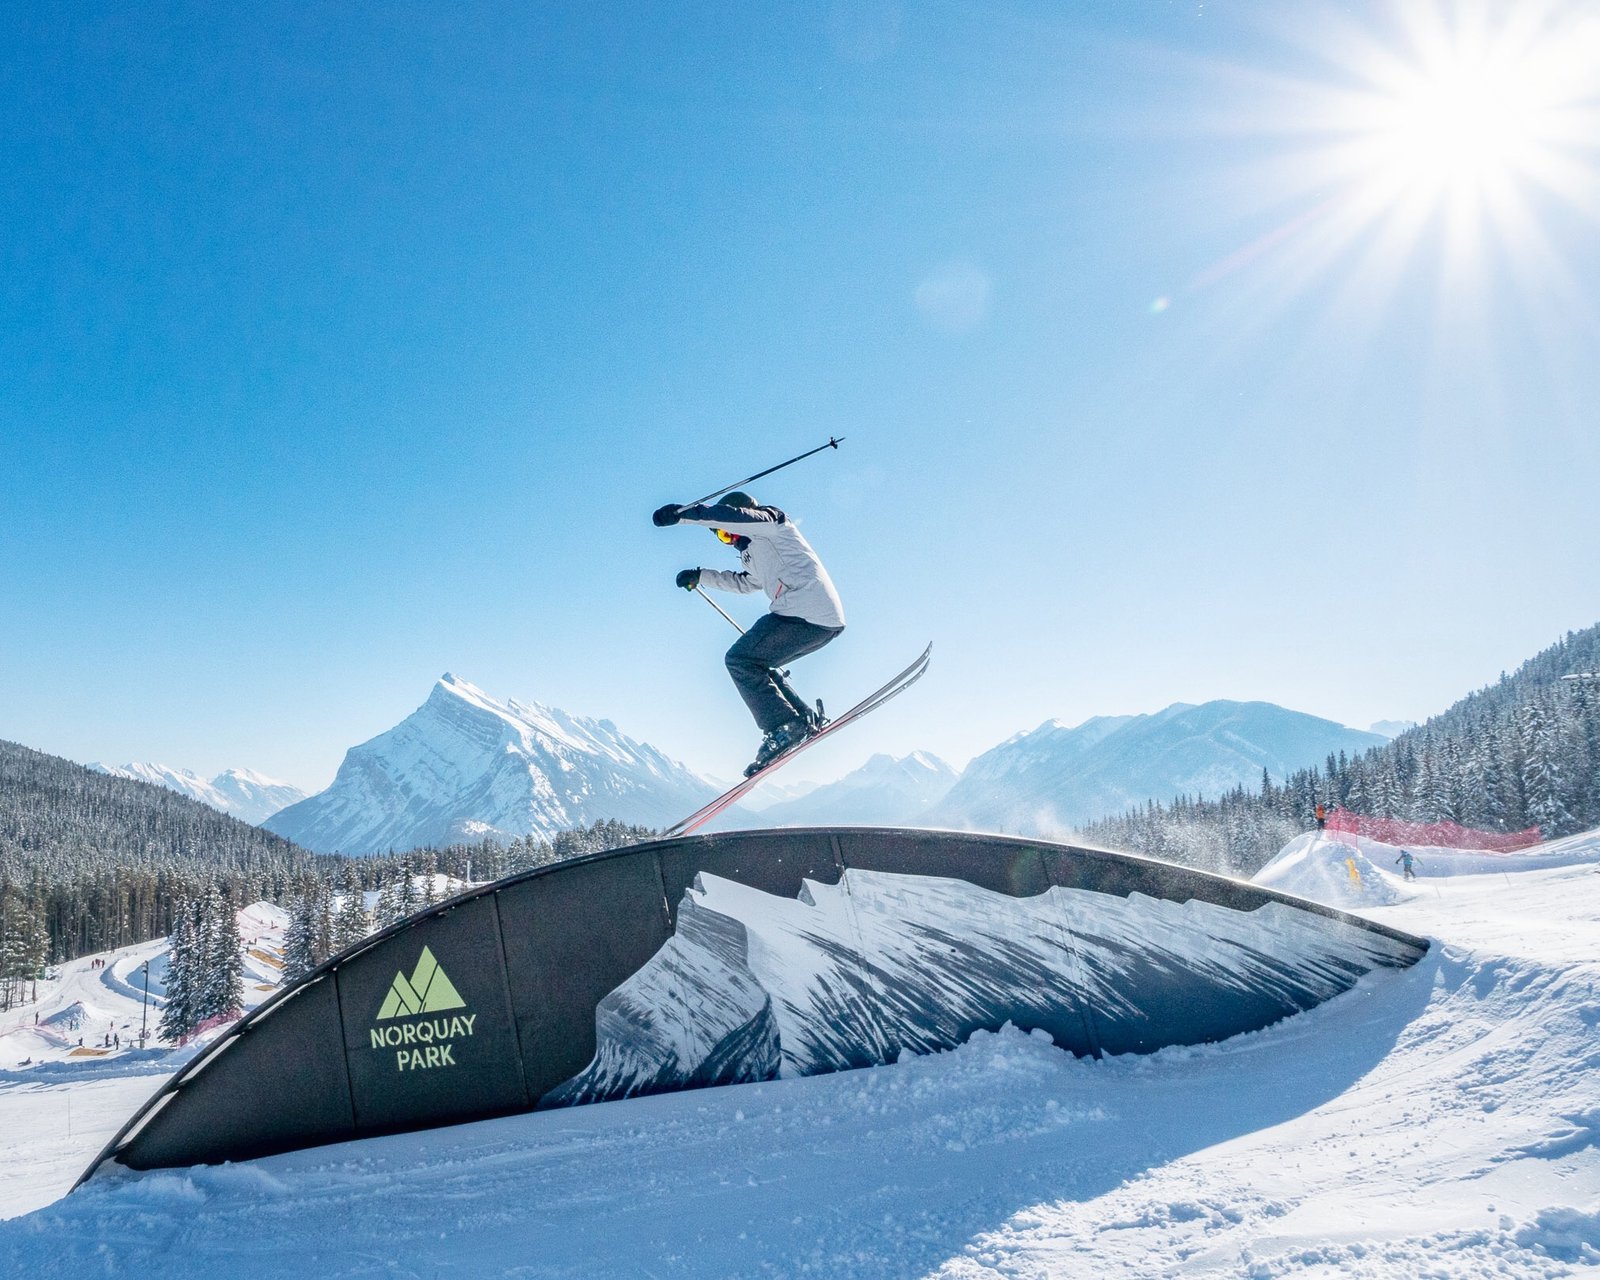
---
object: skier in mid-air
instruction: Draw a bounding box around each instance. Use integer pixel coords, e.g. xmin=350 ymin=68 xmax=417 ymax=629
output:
xmin=653 ymin=492 xmax=845 ymax=776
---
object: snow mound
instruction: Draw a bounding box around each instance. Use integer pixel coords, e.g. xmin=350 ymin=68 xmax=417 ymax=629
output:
xmin=1255 ymin=828 xmax=1600 ymax=908
xmin=0 ymin=1027 xmax=73 ymax=1069
xmin=41 ymin=1002 xmax=90 ymax=1032
xmin=1253 ymin=833 xmax=1408 ymax=908
xmin=237 ymin=902 xmax=288 ymax=939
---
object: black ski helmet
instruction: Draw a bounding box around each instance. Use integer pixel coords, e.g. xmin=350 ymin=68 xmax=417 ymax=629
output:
xmin=721 ymin=490 xmax=756 ymax=509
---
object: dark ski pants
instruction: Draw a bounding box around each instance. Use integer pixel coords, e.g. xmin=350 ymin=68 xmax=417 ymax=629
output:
xmin=726 ymin=613 xmax=844 ymax=733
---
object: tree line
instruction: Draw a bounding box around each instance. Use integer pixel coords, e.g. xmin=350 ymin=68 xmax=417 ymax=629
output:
xmin=276 ymin=820 xmax=658 ymax=985
xmin=1083 ymin=624 xmax=1600 ymax=875
xmin=0 ymin=733 xmax=661 ymax=987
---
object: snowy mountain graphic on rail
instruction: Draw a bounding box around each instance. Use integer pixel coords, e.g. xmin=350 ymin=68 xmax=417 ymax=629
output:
xmin=924 ymin=700 xmax=1387 ymax=834
xmin=544 ymin=867 xmax=1420 ymax=1107
xmin=264 ymin=674 xmax=719 ymax=854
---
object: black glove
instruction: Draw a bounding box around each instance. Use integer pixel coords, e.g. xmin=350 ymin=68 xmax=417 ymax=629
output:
xmin=676 ymin=568 xmax=701 ymax=591
xmin=652 ymin=504 xmax=683 ymax=527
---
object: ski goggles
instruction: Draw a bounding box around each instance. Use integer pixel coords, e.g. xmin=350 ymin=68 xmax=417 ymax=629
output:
xmin=713 ymin=528 xmax=741 ymax=545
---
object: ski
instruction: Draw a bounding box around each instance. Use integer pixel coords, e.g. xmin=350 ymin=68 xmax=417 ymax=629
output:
xmin=661 ymin=643 xmax=932 ymax=839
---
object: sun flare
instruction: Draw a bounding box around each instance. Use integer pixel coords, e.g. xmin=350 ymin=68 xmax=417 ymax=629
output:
xmin=1345 ymin=8 xmax=1594 ymax=224
xmin=1182 ymin=2 xmax=1600 ymax=319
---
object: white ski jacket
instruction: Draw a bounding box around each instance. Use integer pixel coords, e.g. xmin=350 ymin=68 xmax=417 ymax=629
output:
xmin=679 ymin=502 xmax=846 ymax=630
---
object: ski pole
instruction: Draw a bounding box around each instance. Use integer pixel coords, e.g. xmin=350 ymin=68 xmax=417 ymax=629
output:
xmin=692 ymin=587 xmax=790 ymax=675
xmin=694 ymin=585 xmax=745 ymax=634
xmin=682 ymin=436 xmax=845 ymax=509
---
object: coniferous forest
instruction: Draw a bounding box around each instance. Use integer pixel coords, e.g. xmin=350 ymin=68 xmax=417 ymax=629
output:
xmin=0 ymin=736 xmax=657 ymax=1002
xmin=0 ymin=739 xmax=321 ymax=975
xmin=1083 ymin=623 xmax=1600 ymax=876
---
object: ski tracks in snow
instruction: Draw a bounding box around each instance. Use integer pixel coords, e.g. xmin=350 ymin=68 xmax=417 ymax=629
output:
xmin=936 ymin=863 xmax=1600 ymax=1279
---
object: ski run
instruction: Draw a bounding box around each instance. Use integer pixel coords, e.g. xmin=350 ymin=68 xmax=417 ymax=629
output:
xmin=0 ymin=827 xmax=1594 ymax=1277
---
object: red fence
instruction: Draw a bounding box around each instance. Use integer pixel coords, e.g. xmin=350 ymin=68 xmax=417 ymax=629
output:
xmin=1325 ymin=810 xmax=1542 ymax=853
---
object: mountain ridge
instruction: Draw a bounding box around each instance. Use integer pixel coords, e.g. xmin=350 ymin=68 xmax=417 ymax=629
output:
xmin=88 ymin=762 xmax=307 ymax=825
xmin=923 ymin=700 xmax=1387 ymax=834
xmin=754 ymin=752 xmax=959 ymax=826
xmin=265 ymin=674 xmax=720 ymax=854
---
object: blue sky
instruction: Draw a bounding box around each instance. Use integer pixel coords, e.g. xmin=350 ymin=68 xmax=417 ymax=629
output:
xmin=3 ymin=1 xmax=1598 ymax=790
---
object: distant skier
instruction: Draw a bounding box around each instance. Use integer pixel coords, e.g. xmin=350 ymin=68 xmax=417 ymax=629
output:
xmin=654 ymin=492 xmax=845 ymax=776
xmin=1315 ymin=802 xmax=1327 ymax=831
xmin=1394 ymin=849 xmax=1419 ymax=880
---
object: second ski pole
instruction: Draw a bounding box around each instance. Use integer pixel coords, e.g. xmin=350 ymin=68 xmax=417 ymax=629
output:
xmin=681 ymin=436 xmax=845 ymax=510
xmin=694 ymin=585 xmax=745 ymax=635
xmin=693 ymin=586 xmax=790 ymax=676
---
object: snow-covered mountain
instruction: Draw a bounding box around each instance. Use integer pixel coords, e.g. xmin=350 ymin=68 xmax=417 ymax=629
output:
xmin=263 ymin=674 xmax=719 ymax=854
xmin=739 ymin=777 xmax=821 ymax=809
xmin=753 ymin=752 xmax=958 ymax=826
xmin=923 ymin=700 xmax=1387 ymax=835
xmin=210 ymin=769 xmax=309 ymax=824
xmin=87 ymin=762 xmax=306 ymax=826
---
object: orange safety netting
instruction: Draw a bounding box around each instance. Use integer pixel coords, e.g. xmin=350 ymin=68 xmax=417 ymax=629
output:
xmin=1324 ymin=809 xmax=1541 ymax=853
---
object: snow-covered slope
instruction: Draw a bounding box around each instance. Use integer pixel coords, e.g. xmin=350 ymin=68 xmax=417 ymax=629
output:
xmin=3 ymin=831 xmax=1596 ymax=1275
xmin=1255 ymin=827 xmax=1599 ymax=910
xmin=924 ymin=700 xmax=1387 ymax=835
xmin=264 ymin=674 xmax=719 ymax=854
xmin=0 ymin=901 xmax=291 ymax=1219
xmin=752 ymin=751 xmax=958 ymax=826
xmin=87 ymin=763 xmax=306 ymax=825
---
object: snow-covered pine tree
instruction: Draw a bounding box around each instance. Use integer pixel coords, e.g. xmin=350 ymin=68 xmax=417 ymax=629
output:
xmin=1440 ymin=737 xmax=1467 ymax=823
xmin=1476 ymin=724 xmax=1513 ymax=829
xmin=415 ymin=850 xmax=440 ymax=909
xmin=331 ymin=874 xmax=370 ymax=955
xmin=1520 ymin=698 xmax=1574 ymax=837
xmin=0 ymin=891 xmax=48 ymax=1009
xmin=1569 ymin=679 xmax=1600 ymax=819
xmin=193 ymin=885 xmax=245 ymax=1027
xmin=313 ymin=876 xmax=335 ymax=964
xmin=281 ymin=885 xmax=320 ymax=985
xmin=392 ymin=858 xmax=420 ymax=924
xmin=1407 ymin=742 xmax=1445 ymax=821
xmin=1343 ymin=757 xmax=1369 ymax=816
xmin=157 ymin=898 xmax=200 ymax=1042
xmin=373 ymin=879 xmax=400 ymax=930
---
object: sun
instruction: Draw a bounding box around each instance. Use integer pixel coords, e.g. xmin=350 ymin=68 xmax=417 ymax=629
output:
xmin=1180 ymin=2 xmax=1600 ymax=306
xmin=1342 ymin=4 xmax=1596 ymax=228
xmin=1374 ymin=57 xmax=1544 ymax=192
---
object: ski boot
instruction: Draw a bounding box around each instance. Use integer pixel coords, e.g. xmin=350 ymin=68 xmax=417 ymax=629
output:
xmin=744 ymin=719 xmax=809 ymax=777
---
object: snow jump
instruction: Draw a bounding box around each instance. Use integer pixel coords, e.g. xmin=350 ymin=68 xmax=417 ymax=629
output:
xmin=78 ymin=827 xmax=1427 ymax=1183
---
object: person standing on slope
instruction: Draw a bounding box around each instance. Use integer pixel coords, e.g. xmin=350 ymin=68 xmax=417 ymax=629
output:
xmin=653 ymin=491 xmax=845 ymax=776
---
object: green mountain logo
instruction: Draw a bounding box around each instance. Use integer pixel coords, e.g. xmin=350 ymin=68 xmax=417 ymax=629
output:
xmin=376 ymin=946 xmax=467 ymax=1020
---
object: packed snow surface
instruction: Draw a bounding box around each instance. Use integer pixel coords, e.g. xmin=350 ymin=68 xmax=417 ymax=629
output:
xmin=2 ymin=834 xmax=1597 ymax=1277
